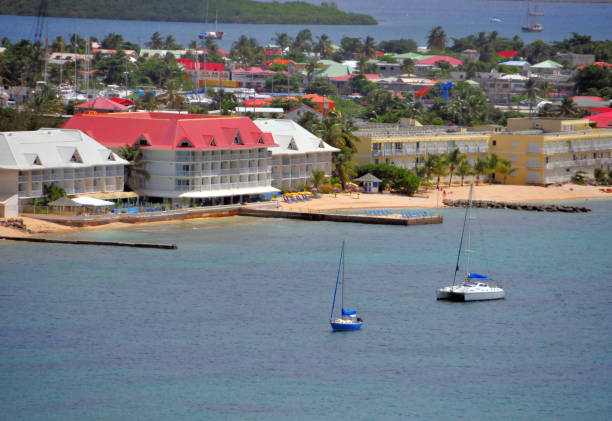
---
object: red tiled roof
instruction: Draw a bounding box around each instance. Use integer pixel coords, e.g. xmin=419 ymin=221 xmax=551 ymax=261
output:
xmin=110 ymin=97 xmax=135 ymax=106
xmin=75 ymin=97 xmax=128 ymax=110
xmin=176 ymin=59 xmax=224 ymax=71
xmin=416 ymin=56 xmax=463 ymax=67
xmin=61 ymin=112 xmax=277 ymax=150
xmin=585 ymin=111 xmax=612 ymax=128
xmin=573 ymin=95 xmax=605 ymax=102
xmin=414 ymin=86 xmax=433 ymax=98
xmin=241 ymin=98 xmax=272 ymax=107
xmin=302 ymin=94 xmax=334 ymax=104
xmin=232 ymin=67 xmax=276 ymax=74
xmin=588 ymin=107 xmax=612 ymax=114
xmin=328 ymin=74 xmax=380 ymax=82
xmin=265 ymin=59 xmax=295 ymax=67
xmin=497 ymin=51 xmax=517 ymax=58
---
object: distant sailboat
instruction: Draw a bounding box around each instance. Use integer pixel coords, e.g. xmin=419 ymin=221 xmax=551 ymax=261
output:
xmin=329 ymin=241 xmax=363 ymax=330
xmin=436 ymin=184 xmax=505 ymax=302
xmin=522 ymin=0 xmax=543 ymax=32
xmin=490 ymin=17 xmax=503 ymax=23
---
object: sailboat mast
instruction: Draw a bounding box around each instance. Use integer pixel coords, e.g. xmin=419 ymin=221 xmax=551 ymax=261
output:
xmin=452 ymin=184 xmax=471 ymax=285
xmin=465 ymin=183 xmax=474 ymax=279
xmin=341 ymin=241 xmax=345 ymax=311
xmin=330 ymin=241 xmax=344 ymax=319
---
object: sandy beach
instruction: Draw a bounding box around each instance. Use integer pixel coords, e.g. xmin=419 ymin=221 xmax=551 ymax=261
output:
xmin=275 ymin=184 xmax=611 ymax=212
xmin=1 ymin=184 xmax=609 ymax=237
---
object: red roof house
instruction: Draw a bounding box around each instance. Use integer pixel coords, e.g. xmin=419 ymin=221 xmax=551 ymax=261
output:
xmin=497 ymin=51 xmax=517 ymax=59
xmin=61 ymin=112 xmax=277 ymax=150
xmin=416 ymin=56 xmax=463 ymax=67
xmin=585 ymin=111 xmax=612 ymax=128
xmin=301 ymin=94 xmax=335 ymax=113
xmin=75 ymin=97 xmax=128 ymax=112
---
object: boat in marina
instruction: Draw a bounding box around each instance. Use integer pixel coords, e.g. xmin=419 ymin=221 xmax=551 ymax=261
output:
xmin=329 ymin=241 xmax=363 ymax=330
xmin=436 ymin=184 xmax=505 ymax=302
xmin=522 ymin=0 xmax=543 ymax=32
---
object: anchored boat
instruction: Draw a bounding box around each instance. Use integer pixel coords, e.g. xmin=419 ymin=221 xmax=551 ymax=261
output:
xmin=436 ymin=184 xmax=505 ymax=302
xmin=329 ymin=241 xmax=363 ymax=330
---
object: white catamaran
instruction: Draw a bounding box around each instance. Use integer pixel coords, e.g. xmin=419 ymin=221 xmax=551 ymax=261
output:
xmin=437 ymin=184 xmax=505 ymax=302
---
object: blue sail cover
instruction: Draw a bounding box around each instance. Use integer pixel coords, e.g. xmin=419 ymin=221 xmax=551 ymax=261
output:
xmin=342 ymin=308 xmax=357 ymax=315
xmin=469 ymin=273 xmax=488 ymax=279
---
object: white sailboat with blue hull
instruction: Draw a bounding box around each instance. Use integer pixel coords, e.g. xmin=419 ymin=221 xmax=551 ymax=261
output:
xmin=330 ymin=241 xmax=363 ymax=330
xmin=437 ymin=184 xmax=505 ymax=302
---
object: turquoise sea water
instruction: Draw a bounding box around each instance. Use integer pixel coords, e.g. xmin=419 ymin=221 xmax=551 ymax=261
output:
xmin=1 ymin=199 xmax=611 ymax=419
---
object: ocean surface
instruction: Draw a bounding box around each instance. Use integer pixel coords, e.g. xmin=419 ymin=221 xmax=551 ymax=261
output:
xmin=1 ymin=0 xmax=611 ymax=49
xmin=1 ymin=198 xmax=611 ymax=419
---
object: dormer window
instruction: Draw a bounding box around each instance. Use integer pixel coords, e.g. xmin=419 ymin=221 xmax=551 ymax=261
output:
xmin=178 ymin=138 xmax=194 ymax=148
xmin=70 ymin=150 xmax=83 ymax=163
xmin=136 ymin=136 xmax=151 ymax=146
xmin=107 ymin=152 xmax=116 ymax=161
xmin=210 ymin=138 xmax=217 ymax=146
xmin=257 ymin=136 xmax=264 ymax=144
xmin=287 ymin=139 xmax=298 ymax=150
xmin=233 ymin=132 xmax=243 ymax=145
xmin=33 ymin=155 xmax=42 ymax=165
xmin=318 ymin=141 xmax=326 ymax=149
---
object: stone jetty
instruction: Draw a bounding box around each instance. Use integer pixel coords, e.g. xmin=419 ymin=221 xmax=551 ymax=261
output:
xmin=443 ymin=200 xmax=591 ymax=213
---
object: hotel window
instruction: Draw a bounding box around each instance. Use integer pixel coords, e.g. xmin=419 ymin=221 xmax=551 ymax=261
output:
xmin=492 ymin=140 xmax=496 ymax=146
xmin=511 ymin=141 xmax=518 ymax=148
xmin=395 ymin=142 xmax=403 ymax=151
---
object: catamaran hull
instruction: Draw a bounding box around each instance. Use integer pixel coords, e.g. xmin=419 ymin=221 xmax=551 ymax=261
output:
xmin=436 ymin=288 xmax=453 ymax=300
xmin=448 ymin=290 xmax=505 ymax=301
xmin=330 ymin=322 xmax=363 ymax=330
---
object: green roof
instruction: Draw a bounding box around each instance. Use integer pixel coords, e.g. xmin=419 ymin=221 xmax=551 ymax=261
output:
xmin=314 ymin=60 xmax=352 ymax=78
xmin=392 ymin=52 xmax=434 ymax=61
xmin=532 ymin=60 xmax=563 ymax=69
xmin=465 ymin=79 xmax=480 ymax=86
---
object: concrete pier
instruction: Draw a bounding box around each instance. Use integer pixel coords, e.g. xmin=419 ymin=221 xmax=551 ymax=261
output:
xmin=0 ymin=236 xmax=178 ymax=249
xmin=238 ymin=208 xmax=443 ymax=225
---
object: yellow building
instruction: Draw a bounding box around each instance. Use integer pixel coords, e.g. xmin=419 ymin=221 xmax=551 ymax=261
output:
xmin=490 ymin=118 xmax=612 ymax=185
xmin=355 ymin=126 xmax=490 ymax=170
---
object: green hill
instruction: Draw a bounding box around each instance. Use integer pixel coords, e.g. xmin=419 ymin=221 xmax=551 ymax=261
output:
xmin=0 ymin=0 xmax=378 ymax=25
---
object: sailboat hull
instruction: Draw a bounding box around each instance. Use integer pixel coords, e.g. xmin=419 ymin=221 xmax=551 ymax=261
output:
xmin=448 ymin=289 xmax=505 ymax=301
xmin=330 ymin=321 xmax=363 ymax=330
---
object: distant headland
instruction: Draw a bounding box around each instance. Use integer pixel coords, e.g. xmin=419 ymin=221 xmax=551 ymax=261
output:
xmin=0 ymin=0 xmax=378 ymax=25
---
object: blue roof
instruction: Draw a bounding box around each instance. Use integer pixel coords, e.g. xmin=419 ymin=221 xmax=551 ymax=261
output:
xmin=500 ymin=61 xmax=529 ymax=67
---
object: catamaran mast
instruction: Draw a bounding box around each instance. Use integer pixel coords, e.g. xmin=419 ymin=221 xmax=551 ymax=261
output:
xmin=453 ymin=184 xmax=472 ymax=285
xmin=330 ymin=241 xmax=344 ymax=319
xmin=465 ymin=183 xmax=474 ymax=279
xmin=341 ymin=241 xmax=345 ymax=311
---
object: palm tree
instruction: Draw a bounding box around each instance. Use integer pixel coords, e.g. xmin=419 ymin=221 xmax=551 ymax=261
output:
xmin=486 ymin=153 xmax=499 ymax=184
xmin=314 ymin=34 xmax=332 ymax=58
xmin=274 ymin=32 xmax=293 ymax=54
xmin=310 ymin=169 xmax=327 ymax=190
xmin=431 ymin=159 xmax=449 ymax=190
xmin=363 ymin=35 xmax=376 ymax=58
xmin=146 ymin=32 xmax=164 ymax=49
xmin=117 ymin=144 xmax=150 ymax=190
xmin=427 ymin=26 xmax=447 ymax=51
xmin=525 ymin=78 xmax=538 ymax=117
xmin=473 ymin=157 xmax=488 ymax=186
xmin=101 ymin=33 xmax=124 ymax=50
xmin=305 ymin=57 xmax=319 ymax=82
xmin=593 ymin=167 xmax=607 ymax=185
xmin=558 ymin=97 xmax=580 ymax=118
xmin=496 ymin=159 xmax=512 ymax=184
xmin=335 ymin=147 xmax=357 ymax=187
xmin=43 ymin=184 xmax=66 ymax=204
xmin=293 ymin=29 xmax=313 ymax=52
xmin=444 ymin=148 xmax=462 ymax=187
xmin=456 ymin=159 xmax=472 ymax=186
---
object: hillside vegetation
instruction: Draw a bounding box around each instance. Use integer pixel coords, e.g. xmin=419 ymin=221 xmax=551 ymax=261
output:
xmin=0 ymin=0 xmax=377 ymax=25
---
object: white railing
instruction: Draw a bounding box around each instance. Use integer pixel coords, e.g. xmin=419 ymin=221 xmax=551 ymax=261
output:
xmin=18 ymin=175 xmax=28 ymax=182
xmin=31 ymin=174 xmax=42 ymax=182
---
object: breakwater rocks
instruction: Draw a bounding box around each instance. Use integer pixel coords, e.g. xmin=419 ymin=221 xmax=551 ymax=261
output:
xmin=443 ymin=200 xmax=591 ymax=213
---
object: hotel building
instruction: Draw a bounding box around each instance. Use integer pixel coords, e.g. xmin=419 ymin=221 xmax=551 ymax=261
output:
xmin=63 ymin=113 xmax=279 ymax=205
xmin=254 ymin=119 xmax=338 ymax=190
xmin=0 ymin=129 xmax=127 ymax=214
xmin=490 ymin=118 xmax=612 ymax=185
xmin=354 ymin=124 xmax=490 ymax=169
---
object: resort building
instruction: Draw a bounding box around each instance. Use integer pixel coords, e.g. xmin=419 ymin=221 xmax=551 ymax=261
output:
xmin=490 ymin=118 xmax=612 ymax=185
xmin=0 ymin=129 xmax=127 ymax=213
xmin=62 ymin=112 xmax=279 ymax=204
xmin=253 ymin=119 xmax=338 ymax=190
xmin=354 ymin=124 xmax=490 ymax=170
